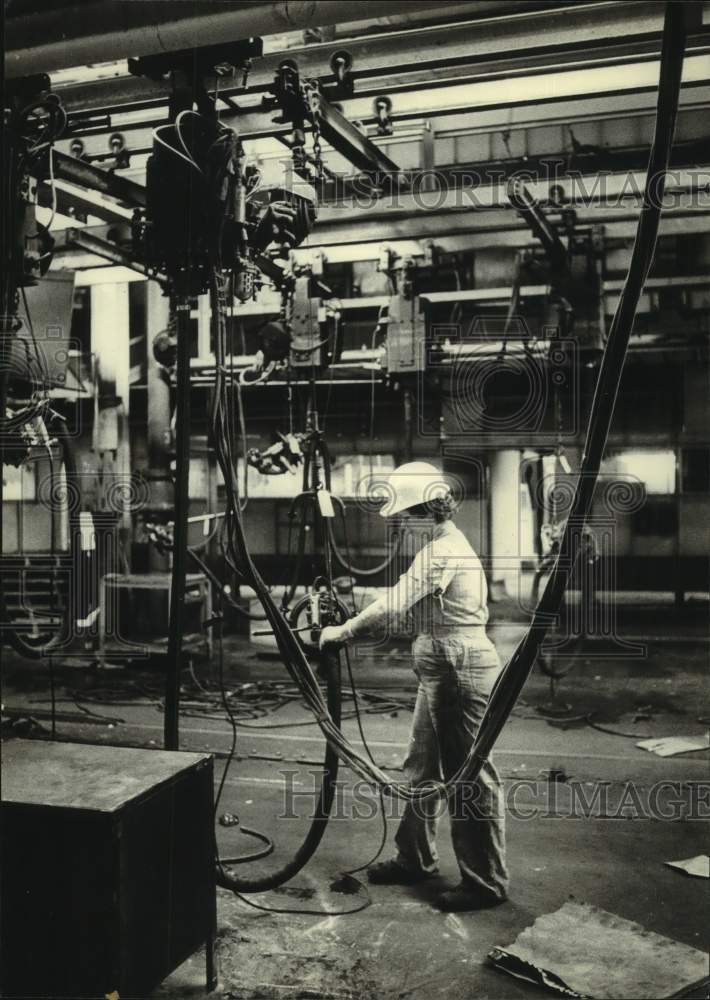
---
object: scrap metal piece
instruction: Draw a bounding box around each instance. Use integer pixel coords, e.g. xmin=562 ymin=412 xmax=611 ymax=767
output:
xmin=489 ymin=902 xmax=709 ymax=1000
xmin=665 ymin=856 xmax=710 ymax=879
xmin=636 ymin=734 xmax=710 ymax=757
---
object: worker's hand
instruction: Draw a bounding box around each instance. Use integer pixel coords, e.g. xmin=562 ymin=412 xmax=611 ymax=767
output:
xmin=319 ymin=624 xmax=349 ymax=650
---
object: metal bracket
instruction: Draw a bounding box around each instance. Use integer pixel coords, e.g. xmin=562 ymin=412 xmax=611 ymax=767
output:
xmin=386 ymin=290 xmax=425 ymax=373
xmin=47 ymin=149 xmax=146 ymax=208
xmin=507 ymin=176 xmax=568 ymax=275
xmin=128 ymin=39 xmax=263 ymax=84
xmin=66 ymin=227 xmax=167 ymax=285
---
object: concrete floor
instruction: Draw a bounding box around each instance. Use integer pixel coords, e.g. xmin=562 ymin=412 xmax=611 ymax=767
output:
xmin=2 ymin=599 xmax=708 ymax=999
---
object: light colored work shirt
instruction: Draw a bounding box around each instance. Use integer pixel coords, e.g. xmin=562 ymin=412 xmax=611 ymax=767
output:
xmin=344 ymin=520 xmax=492 ymax=642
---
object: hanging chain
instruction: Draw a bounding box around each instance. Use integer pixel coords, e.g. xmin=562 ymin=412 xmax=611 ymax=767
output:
xmin=304 ymin=83 xmax=325 ymax=183
xmin=311 ymin=115 xmax=324 ymax=183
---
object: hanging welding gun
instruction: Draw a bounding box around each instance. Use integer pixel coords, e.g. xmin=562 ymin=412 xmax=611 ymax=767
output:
xmin=252 ymin=579 xmax=348 ymax=661
xmin=288 ymin=579 xmax=349 ymax=668
xmin=246 ymin=158 xmax=317 ymax=256
xmin=247 ymin=431 xmax=305 ymax=476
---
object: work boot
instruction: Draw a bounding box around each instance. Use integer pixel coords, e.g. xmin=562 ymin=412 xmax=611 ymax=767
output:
xmin=367 ymin=859 xmax=436 ymax=885
xmin=434 ymin=884 xmax=505 ymax=912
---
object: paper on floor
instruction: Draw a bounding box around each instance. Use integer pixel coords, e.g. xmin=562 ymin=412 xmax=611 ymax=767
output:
xmin=665 ymin=855 xmax=710 ymax=879
xmin=636 ymin=733 xmax=710 ymax=757
xmin=488 ymin=901 xmax=708 ymax=999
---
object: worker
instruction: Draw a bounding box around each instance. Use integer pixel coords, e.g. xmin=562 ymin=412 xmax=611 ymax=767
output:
xmin=320 ymin=461 xmax=508 ymax=912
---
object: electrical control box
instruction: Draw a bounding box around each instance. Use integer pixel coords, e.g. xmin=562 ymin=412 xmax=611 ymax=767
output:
xmin=289 ymin=275 xmax=325 ymax=367
xmin=385 ymin=292 xmax=426 ymax=372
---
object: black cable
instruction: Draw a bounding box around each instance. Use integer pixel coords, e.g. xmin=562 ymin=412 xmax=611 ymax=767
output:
xmin=280 ymin=450 xmax=314 ymax=610
xmin=327 ymin=494 xmax=399 ymax=579
xmin=341 ymin=646 xmax=388 ymax=877
xmin=220 ymin=825 xmax=274 ymax=865
xmin=316 ymin=433 xmax=399 ymax=579
xmin=213 ymin=587 xmax=238 ymax=821
xmin=210 ymin=588 xmax=276 ymax=864
xmin=584 ymin=714 xmax=651 ymax=739
xmin=231 ymin=883 xmax=371 ymax=918
xmin=216 ymin=647 xmax=342 ymax=893
xmin=209 ymin=267 xmax=347 ymax=894
xmin=224 ymin=653 xmax=380 ymax=913
xmin=186 ymin=544 xmax=267 ymax=621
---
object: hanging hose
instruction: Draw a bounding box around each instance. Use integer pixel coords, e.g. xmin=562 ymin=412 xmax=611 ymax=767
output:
xmin=316 ymin=432 xmax=400 ymax=579
xmin=280 ymin=446 xmax=313 ymax=611
xmin=326 ymin=499 xmax=400 ymax=578
xmin=216 ymin=647 xmax=341 ymax=892
xmin=208 ymin=273 xmax=349 ymax=891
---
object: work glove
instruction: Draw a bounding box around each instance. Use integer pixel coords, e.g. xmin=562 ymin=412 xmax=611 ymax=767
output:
xmin=319 ymin=624 xmax=350 ymax=650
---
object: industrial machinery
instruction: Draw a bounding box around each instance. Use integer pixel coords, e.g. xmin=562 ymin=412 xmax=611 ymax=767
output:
xmin=0 ymin=0 xmax=702 ymax=960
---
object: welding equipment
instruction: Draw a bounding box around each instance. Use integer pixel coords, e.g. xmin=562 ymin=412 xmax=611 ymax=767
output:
xmin=246 ymin=157 xmax=317 ymax=255
xmin=247 ymin=431 xmax=305 ymax=476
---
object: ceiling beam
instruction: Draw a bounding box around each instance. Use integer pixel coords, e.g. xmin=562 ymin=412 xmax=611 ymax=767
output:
xmin=5 ymin=0 xmax=487 ymax=78
xmin=49 ymin=164 xmax=710 ymax=273
xmin=52 ymin=3 xmax=710 ymax=116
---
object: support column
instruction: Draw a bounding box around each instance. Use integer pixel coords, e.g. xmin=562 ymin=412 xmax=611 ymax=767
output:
xmin=489 ymin=449 xmax=522 ymax=599
xmin=146 ymin=281 xmax=173 ymax=526
xmin=90 ymin=282 xmax=131 ymax=523
xmin=90 ymin=282 xmax=131 ymax=641
xmin=91 ymin=282 xmax=130 ymax=418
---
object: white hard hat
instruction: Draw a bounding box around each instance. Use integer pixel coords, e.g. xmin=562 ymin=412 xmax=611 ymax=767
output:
xmin=378 ymin=461 xmax=451 ymax=518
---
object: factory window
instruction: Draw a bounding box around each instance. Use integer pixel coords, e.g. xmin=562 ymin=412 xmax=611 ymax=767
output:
xmin=681 ymin=447 xmax=710 ymax=493
xmin=2 ymin=462 xmax=36 ymax=502
xmin=600 ymin=449 xmax=676 ymax=495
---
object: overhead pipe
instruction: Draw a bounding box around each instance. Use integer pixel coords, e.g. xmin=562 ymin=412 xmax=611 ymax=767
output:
xmin=5 ymin=0 xmax=474 ymax=78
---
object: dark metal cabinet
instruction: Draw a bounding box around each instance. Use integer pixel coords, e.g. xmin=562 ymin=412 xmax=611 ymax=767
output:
xmin=1 ymin=739 xmax=217 ymax=998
